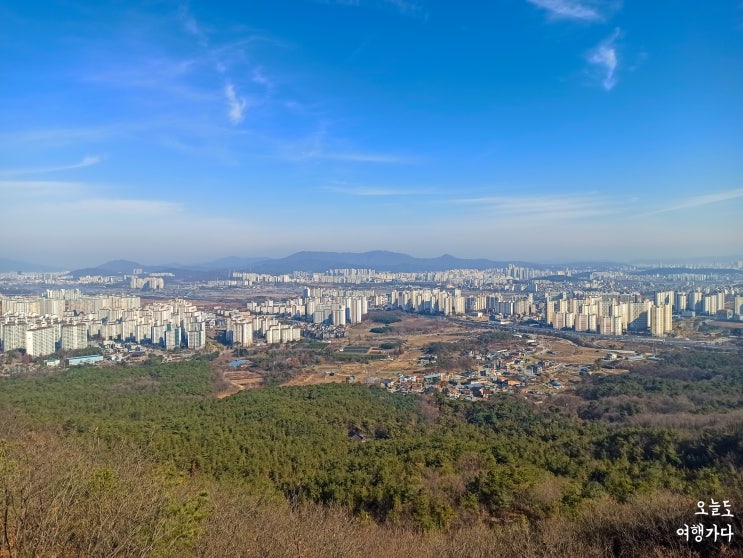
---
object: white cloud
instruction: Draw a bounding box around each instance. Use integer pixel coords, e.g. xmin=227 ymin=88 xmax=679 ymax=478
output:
xmin=527 ymin=0 xmax=603 ymax=21
xmin=252 ymin=66 xmax=273 ymax=89
xmin=0 ymin=180 xmax=82 ymax=193
xmin=384 ymin=0 xmax=424 ymax=15
xmin=279 ymin=127 xmax=415 ymax=164
xmin=178 ymin=4 xmax=208 ymax=48
xmin=317 ymin=0 xmax=423 ymax=15
xmin=317 ymin=151 xmax=413 ymax=163
xmin=54 ymin=198 xmax=184 ymax=216
xmin=224 ymin=83 xmax=248 ymax=124
xmin=1 ymin=176 xmax=183 ymax=218
xmin=0 ymin=155 xmax=103 ymax=176
xmin=452 ymin=192 xmax=618 ymax=220
xmin=643 ymin=188 xmax=743 ymax=215
xmin=322 ymin=184 xmax=426 ymax=196
xmin=588 ymin=28 xmax=621 ymax=91
xmin=178 ymin=6 xmax=256 ymax=126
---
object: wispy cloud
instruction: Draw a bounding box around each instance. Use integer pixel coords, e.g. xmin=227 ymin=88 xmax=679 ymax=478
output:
xmin=179 ymin=5 xmax=252 ymax=125
xmin=55 ymin=198 xmax=184 ymax=216
xmin=588 ymin=28 xmax=621 ymax=91
xmin=2 ymin=179 xmax=184 ymax=220
xmin=252 ymin=66 xmax=273 ymax=90
xmin=315 ymin=0 xmax=361 ymax=6
xmin=0 ymin=156 xmax=103 ymax=176
xmin=286 ymin=149 xmax=413 ymax=164
xmin=318 ymin=151 xmax=414 ymax=163
xmin=452 ymin=192 xmax=618 ymax=220
xmin=0 ymin=180 xmax=82 ymax=192
xmin=643 ymin=188 xmax=743 ymax=216
xmin=526 ymin=0 xmax=605 ymax=21
xmin=1 ymin=126 xmax=119 ymax=145
xmin=317 ymin=0 xmax=424 ymax=16
xmin=322 ymin=184 xmax=425 ymax=196
xmin=178 ymin=3 xmax=209 ymax=48
xmin=224 ymin=82 xmax=248 ymax=124
xmin=384 ymin=0 xmax=425 ymax=16
xmin=279 ymin=126 xmax=415 ymax=164
xmin=84 ymin=57 xmax=218 ymax=103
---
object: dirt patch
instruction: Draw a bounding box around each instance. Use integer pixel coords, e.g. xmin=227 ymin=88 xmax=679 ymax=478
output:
xmin=209 ymin=348 xmax=264 ymax=398
xmin=534 ymin=337 xmax=605 ymax=366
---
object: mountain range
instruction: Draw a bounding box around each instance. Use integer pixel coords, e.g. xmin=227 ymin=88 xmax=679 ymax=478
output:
xmin=66 ymin=251 xmax=542 ymax=277
xmin=13 ymin=251 xmax=734 ymax=278
xmin=0 ymin=258 xmax=66 ymax=273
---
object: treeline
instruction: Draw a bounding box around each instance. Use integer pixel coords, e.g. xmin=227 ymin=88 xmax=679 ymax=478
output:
xmin=0 ymin=421 xmax=723 ymax=558
xmin=576 ymin=350 xmax=743 ymax=418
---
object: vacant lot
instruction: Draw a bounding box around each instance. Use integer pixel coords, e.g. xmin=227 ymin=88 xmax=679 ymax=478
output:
xmin=212 ymin=314 xmax=671 ymax=393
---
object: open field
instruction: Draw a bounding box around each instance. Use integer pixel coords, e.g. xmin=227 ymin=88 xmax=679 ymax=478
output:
xmin=532 ymin=336 xmax=605 ymax=365
xmin=288 ymin=316 xmax=473 ymax=385
xmin=211 ymin=314 xmax=691 ymax=394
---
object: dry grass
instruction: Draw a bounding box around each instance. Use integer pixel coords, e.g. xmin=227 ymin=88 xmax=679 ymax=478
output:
xmin=196 ymin=490 xmax=743 ymax=558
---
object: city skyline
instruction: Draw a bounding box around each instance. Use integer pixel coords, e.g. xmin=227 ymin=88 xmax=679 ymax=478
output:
xmin=2 ymin=1 xmax=742 ymax=267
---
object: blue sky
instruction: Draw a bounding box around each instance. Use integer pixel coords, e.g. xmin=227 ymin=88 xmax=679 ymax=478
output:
xmin=1 ymin=0 xmax=742 ymax=267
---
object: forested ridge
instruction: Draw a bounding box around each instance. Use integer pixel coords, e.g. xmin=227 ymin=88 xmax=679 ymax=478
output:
xmin=1 ymin=351 xmax=742 ymax=556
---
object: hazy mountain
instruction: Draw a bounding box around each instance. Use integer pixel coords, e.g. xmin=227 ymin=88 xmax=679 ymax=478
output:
xmin=0 ymin=258 xmax=63 ymax=273
xmin=637 ymin=267 xmax=743 ymax=276
xmin=234 ymin=251 xmax=514 ymax=274
xmin=69 ymin=251 xmax=639 ymax=278
xmin=191 ymin=256 xmax=271 ymax=271
xmin=71 ymin=259 xmax=142 ymax=277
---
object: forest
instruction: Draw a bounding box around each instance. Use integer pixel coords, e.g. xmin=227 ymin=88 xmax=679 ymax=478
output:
xmin=0 ymin=350 xmax=742 ymax=557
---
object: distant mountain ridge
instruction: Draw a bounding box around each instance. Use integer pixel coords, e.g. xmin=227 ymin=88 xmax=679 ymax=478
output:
xmin=70 ymin=251 xmax=534 ymax=277
xmin=242 ymin=250 xmax=511 ymax=274
xmin=0 ymin=258 xmax=64 ymax=273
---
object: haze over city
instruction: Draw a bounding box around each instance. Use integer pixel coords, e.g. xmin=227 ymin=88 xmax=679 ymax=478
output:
xmin=1 ymin=1 xmax=742 ymax=267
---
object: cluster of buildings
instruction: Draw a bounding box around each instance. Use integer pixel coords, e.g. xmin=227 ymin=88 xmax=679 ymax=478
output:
xmin=129 ymin=276 xmax=164 ymax=290
xmin=545 ymin=290 xmax=740 ymax=337
xmin=226 ymin=266 xmax=561 ymax=288
xmin=390 ymin=289 xmax=534 ymax=317
xmin=0 ymin=290 xmax=209 ymax=357
xmin=241 ymin=290 xmax=371 ymax=326
xmin=376 ymin=343 xmax=577 ymax=399
xmin=224 ymin=289 xmax=370 ymax=346
xmin=225 ymin=314 xmax=302 ymax=346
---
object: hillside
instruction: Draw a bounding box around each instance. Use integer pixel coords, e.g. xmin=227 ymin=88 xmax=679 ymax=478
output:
xmin=0 ymin=355 xmax=741 ymax=556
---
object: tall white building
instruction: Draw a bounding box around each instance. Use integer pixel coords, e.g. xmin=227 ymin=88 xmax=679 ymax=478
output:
xmin=649 ymin=305 xmax=663 ymax=337
xmin=674 ymin=292 xmax=688 ymax=314
xmin=0 ymin=322 xmax=27 ymax=351
xmin=332 ymin=307 xmax=346 ymax=326
xmin=61 ymin=323 xmax=88 ymax=350
xmin=227 ymin=318 xmax=253 ymax=346
xmin=25 ymin=326 xmax=58 ymax=357
xmin=186 ymin=325 xmax=205 ymax=350
xmin=735 ymin=296 xmax=743 ymax=318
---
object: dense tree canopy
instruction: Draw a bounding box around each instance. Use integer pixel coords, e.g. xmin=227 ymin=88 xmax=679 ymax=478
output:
xmin=0 ymin=350 xmax=742 ymax=555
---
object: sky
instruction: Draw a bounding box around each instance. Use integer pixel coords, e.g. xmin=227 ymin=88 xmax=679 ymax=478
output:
xmin=1 ymin=0 xmax=742 ymax=267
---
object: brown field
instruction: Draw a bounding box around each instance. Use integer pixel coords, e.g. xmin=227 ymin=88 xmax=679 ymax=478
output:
xmin=287 ymin=316 xmax=473 ymax=386
xmin=210 ymin=349 xmax=262 ymax=398
xmin=210 ymin=314 xmax=473 ymax=392
xmin=533 ymin=337 xmax=606 ymax=365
